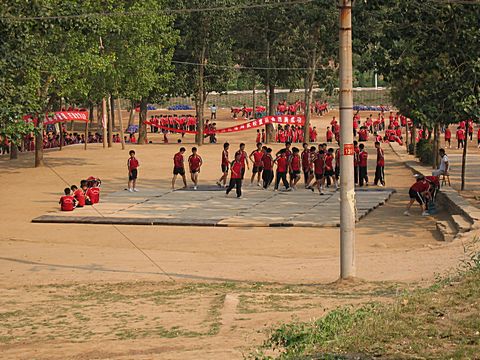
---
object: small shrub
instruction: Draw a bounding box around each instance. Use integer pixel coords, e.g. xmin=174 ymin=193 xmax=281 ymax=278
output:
xmin=416 ymin=139 xmax=433 ymax=165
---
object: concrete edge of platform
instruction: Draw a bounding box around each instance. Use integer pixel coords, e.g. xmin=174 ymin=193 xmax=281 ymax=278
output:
xmin=389 ymin=142 xmax=480 ymax=229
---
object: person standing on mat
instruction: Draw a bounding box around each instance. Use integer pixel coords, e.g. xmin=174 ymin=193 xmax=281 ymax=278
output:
xmin=226 ymin=152 xmax=243 ymax=198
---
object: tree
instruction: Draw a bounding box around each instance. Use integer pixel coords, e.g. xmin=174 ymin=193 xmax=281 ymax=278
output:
xmin=172 ymin=0 xmax=236 ymax=145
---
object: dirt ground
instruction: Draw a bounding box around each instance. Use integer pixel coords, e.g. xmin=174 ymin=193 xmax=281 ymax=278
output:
xmin=0 ymin=109 xmax=474 ymax=359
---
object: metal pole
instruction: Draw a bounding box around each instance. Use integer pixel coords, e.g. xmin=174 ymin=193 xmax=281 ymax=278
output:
xmin=339 ymin=0 xmax=356 ymax=279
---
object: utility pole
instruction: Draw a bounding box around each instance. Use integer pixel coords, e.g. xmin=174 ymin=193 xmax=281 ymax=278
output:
xmin=99 ymin=37 xmax=107 ymax=148
xmin=339 ymin=0 xmax=356 ymax=279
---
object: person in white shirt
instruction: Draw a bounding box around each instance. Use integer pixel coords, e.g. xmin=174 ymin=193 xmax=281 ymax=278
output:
xmin=432 ymin=148 xmax=449 ymax=177
xmin=210 ymin=104 xmax=217 ymax=120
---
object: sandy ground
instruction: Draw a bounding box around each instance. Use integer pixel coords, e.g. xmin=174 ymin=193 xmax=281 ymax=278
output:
xmin=0 ymin=109 xmax=475 ymax=359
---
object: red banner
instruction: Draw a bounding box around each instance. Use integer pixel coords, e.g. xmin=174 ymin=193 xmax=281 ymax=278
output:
xmin=145 ymin=115 xmax=305 ymax=135
xmin=24 ymin=111 xmax=89 ymax=126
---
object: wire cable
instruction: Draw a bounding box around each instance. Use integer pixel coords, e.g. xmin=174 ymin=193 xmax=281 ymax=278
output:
xmin=43 ymin=158 xmax=175 ymax=282
xmin=0 ymin=0 xmax=313 ymax=22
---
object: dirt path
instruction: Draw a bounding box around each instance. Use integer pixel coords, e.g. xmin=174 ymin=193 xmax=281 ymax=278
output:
xmin=0 ymin=109 xmax=472 ymax=359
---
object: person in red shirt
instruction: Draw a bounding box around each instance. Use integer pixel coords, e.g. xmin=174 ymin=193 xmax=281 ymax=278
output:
xmin=312 ymin=148 xmax=326 ymax=195
xmin=353 ymin=141 xmax=360 ymax=185
xmin=301 ymin=142 xmax=313 ymax=188
xmin=255 ymin=129 xmax=261 ymax=143
xmin=71 ymin=185 xmax=85 ymax=207
xmin=373 ymin=142 xmax=385 ymax=186
xmin=288 ymin=147 xmax=301 ymax=189
xmin=235 ymin=143 xmax=250 ymax=180
xmin=444 ymin=127 xmax=451 ymax=148
xmin=217 ymin=142 xmax=230 ymax=188
xmin=456 ymin=126 xmax=465 ymax=149
xmin=188 ymin=147 xmax=203 ymax=190
xmin=335 ymin=146 xmax=341 ymax=184
xmin=468 ymin=121 xmax=474 ymax=141
xmin=261 ymin=129 xmax=266 ymax=143
xmin=262 ymin=148 xmax=274 ymax=189
xmin=358 ymin=143 xmax=369 ymax=187
xmin=274 ymin=149 xmax=291 ymax=191
xmin=324 ymin=148 xmax=337 ymax=190
xmin=477 ymin=127 xmax=480 ymax=148
xmin=225 ymin=152 xmax=243 ymax=198
xmin=86 ymin=181 xmax=100 ymax=204
xmin=127 ymin=150 xmax=139 ymax=192
xmin=326 ymin=127 xmax=333 ymax=143
xmin=310 ymin=126 xmax=318 ymax=142
xmin=59 ymin=188 xmax=76 ymax=211
xmin=249 ymin=142 xmax=264 ymax=187
xmin=404 ymin=175 xmax=431 ymax=216
xmin=172 ymin=147 xmax=187 ymax=190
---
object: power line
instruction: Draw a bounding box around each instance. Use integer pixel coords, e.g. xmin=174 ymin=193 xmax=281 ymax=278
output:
xmin=172 ymin=60 xmax=314 ymax=71
xmin=0 ymin=0 xmax=313 ymax=22
xmin=44 ymin=160 xmax=175 ymax=282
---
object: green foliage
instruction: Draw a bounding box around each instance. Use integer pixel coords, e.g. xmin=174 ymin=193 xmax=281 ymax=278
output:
xmin=0 ymin=110 xmax=36 ymax=145
xmin=416 ymin=138 xmax=434 ymax=165
xmin=255 ymin=305 xmax=376 ymax=359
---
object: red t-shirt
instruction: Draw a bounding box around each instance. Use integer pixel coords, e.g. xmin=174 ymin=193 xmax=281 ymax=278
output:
xmin=325 ymin=154 xmax=334 ymax=171
xmin=231 ymin=160 xmax=243 ymax=179
xmin=188 ymin=154 xmax=202 ymax=171
xmin=251 ymin=150 xmax=264 ymax=167
xmin=236 ymin=150 xmax=247 ymax=168
xmin=326 ymin=130 xmax=333 ymax=140
xmin=376 ymin=148 xmax=385 ymax=167
xmin=60 ymin=195 xmax=75 ymax=211
xmin=411 ymin=180 xmax=430 ymax=193
xmin=127 ymin=157 xmax=139 ymax=171
xmin=457 ymin=129 xmax=465 ymax=140
xmin=290 ymin=154 xmax=300 ymax=171
xmin=276 ymin=156 xmax=288 ymax=172
xmin=262 ymin=154 xmax=273 ymax=171
xmin=222 ymin=150 xmax=229 ymax=166
xmin=74 ymin=189 xmax=85 ymax=207
xmin=174 ymin=152 xmax=184 ymax=168
xmin=314 ymin=154 xmax=325 ymax=175
xmin=301 ymin=150 xmax=310 ymax=170
xmin=86 ymin=187 xmax=100 ymax=204
xmin=445 ymin=128 xmax=451 ymax=139
xmin=359 ymin=150 xmax=368 ymax=167
xmin=354 ymin=147 xmax=360 ymax=166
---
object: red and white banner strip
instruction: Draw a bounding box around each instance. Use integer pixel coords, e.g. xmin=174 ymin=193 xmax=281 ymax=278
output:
xmin=24 ymin=111 xmax=89 ymax=126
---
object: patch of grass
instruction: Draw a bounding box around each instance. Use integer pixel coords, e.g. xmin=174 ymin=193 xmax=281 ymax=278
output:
xmin=253 ymin=239 xmax=480 ymax=360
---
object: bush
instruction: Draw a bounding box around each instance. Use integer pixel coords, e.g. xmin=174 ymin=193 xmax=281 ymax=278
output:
xmin=416 ymin=139 xmax=433 ymax=165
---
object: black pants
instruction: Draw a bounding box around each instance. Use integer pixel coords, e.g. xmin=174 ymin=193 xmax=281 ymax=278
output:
xmin=263 ymin=169 xmax=274 ymax=189
xmin=457 ymin=139 xmax=464 ymax=149
xmin=374 ymin=165 xmax=385 ymax=185
xmin=359 ymin=166 xmax=368 ymax=186
xmin=354 ymin=166 xmax=359 ymax=184
xmin=275 ymin=171 xmax=290 ymax=190
xmin=226 ymin=178 xmax=242 ymax=197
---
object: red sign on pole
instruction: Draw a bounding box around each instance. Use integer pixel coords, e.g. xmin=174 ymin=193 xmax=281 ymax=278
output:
xmin=343 ymin=143 xmax=354 ymax=156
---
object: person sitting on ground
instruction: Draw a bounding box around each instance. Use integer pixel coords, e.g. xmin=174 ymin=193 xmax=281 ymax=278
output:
xmin=59 ymin=187 xmax=76 ymax=211
xmin=86 ymin=180 xmax=100 ymax=204
xmin=404 ymin=174 xmax=431 ymax=216
xmin=432 ymin=148 xmax=449 ymax=178
xmin=71 ymin=185 xmax=85 ymax=208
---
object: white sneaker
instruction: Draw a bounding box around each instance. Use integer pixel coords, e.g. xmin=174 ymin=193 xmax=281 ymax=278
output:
xmin=378 ymin=184 xmax=384 ymax=187
xmin=404 ymin=211 xmax=410 ymax=216
xmin=133 ymin=188 xmax=139 ymax=192
xmin=193 ymin=186 xmax=197 ymax=190
xmin=422 ymin=211 xmax=430 ymax=216
xmin=320 ymin=191 xmax=325 ymax=195
xmin=257 ymin=183 xmax=261 ymax=187
xmin=128 ymin=188 xmax=133 ymax=192
xmin=286 ymin=188 xmax=293 ymax=192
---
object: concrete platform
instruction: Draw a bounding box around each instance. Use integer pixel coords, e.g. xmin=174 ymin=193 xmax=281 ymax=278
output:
xmin=33 ymin=187 xmax=395 ymax=228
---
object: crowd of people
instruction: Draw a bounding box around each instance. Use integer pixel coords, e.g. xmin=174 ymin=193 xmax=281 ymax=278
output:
xmin=165 ymin=140 xmax=386 ymax=198
xmin=59 ymin=176 xmax=101 ymax=211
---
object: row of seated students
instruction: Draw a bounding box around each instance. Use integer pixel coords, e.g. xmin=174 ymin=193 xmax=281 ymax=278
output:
xmin=59 ymin=177 xmax=101 ymax=211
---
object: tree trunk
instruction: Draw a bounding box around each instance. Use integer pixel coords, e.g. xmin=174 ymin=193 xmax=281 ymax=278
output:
xmin=116 ymin=98 xmax=126 ymax=150
xmin=412 ymin=125 xmax=417 ymax=157
xmin=35 ymin=118 xmax=44 ymax=167
xmin=303 ymin=52 xmax=316 ymax=142
xmin=89 ymin=102 xmax=94 ymax=124
xmin=405 ymin=121 xmax=409 ymax=152
xmin=138 ymin=98 xmax=148 ymax=144
xmin=110 ymin=95 xmax=115 ymax=129
xmin=195 ymin=47 xmax=206 ymax=146
xmin=107 ymin=96 xmax=113 ymax=147
xmin=461 ymin=137 xmax=467 ymax=191
xmin=252 ymin=77 xmax=256 ymax=119
xmin=102 ymin=98 xmax=107 ymax=148
xmin=433 ymin=123 xmax=441 ymax=169
xmin=128 ymin=105 xmax=135 ymax=127
xmin=266 ymin=83 xmax=276 ymax=143
xmin=10 ymin=143 xmax=18 ymax=159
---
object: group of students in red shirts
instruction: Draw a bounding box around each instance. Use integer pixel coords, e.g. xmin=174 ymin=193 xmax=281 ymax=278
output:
xmin=405 ymin=174 xmax=440 ymax=216
xmin=59 ymin=177 xmax=101 ymax=211
xmin=443 ymin=120 xmax=479 ymax=149
xmin=148 ymin=114 xmax=198 ymax=133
